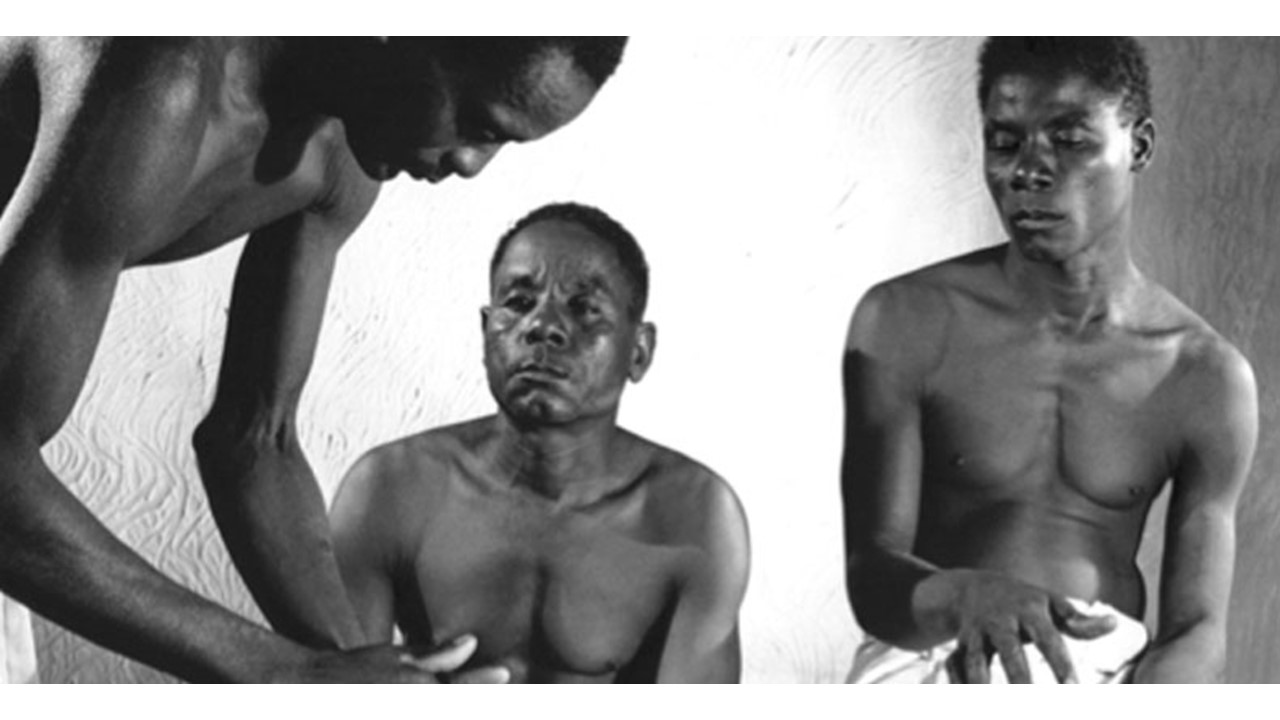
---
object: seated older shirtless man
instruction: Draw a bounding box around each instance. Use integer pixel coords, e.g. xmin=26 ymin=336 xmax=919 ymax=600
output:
xmin=331 ymin=202 xmax=751 ymax=683
xmin=842 ymin=37 xmax=1258 ymax=683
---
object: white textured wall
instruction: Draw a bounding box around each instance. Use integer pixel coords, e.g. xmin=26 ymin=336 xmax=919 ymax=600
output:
xmin=34 ymin=37 xmax=1005 ymax=683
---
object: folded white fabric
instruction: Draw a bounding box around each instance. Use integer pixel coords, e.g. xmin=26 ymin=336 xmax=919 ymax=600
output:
xmin=847 ymin=598 xmax=1149 ymax=684
xmin=1 ymin=592 xmax=38 ymax=684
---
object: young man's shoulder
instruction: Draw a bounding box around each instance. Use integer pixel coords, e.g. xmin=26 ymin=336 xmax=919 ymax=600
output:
xmin=1167 ymin=308 xmax=1255 ymax=417
xmin=847 ymin=244 xmax=1003 ymax=370
xmin=866 ymin=244 xmax=1004 ymax=312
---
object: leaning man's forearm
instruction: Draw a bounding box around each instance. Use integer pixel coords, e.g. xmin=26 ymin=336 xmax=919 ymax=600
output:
xmin=194 ymin=425 xmax=365 ymax=649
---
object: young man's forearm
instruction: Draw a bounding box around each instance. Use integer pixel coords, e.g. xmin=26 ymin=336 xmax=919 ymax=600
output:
xmin=1131 ymin=621 xmax=1225 ymax=683
xmin=848 ymin=547 xmax=953 ymax=648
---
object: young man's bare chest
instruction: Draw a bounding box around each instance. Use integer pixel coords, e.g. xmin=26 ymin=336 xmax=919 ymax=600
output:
xmin=921 ymin=309 xmax=1187 ymax=514
xmin=399 ymin=479 xmax=687 ymax=682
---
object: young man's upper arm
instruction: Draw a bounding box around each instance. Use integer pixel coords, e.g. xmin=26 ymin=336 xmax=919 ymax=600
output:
xmin=841 ymin=279 xmax=949 ymax=566
xmin=1156 ymin=340 xmax=1258 ymax=662
xmin=656 ymin=472 xmax=750 ymax=683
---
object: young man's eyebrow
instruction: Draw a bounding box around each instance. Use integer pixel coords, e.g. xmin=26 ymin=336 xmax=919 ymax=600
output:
xmin=1045 ymin=110 xmax=1093 ymax=128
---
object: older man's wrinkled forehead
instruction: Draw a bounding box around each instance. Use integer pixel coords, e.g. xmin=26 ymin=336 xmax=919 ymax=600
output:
xmin=492 ymin=220 xmax=634 ymax=301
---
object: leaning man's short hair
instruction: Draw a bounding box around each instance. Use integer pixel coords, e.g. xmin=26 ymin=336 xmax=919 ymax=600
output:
xmin=490 ymin=202 xmax=650 ymax=322
xmin=977 ymin=37 xmax=1153 ymax=122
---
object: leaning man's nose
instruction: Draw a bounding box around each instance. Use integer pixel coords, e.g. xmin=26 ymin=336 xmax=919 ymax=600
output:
xmin=451 ymin=145 xmax=501 ymax=178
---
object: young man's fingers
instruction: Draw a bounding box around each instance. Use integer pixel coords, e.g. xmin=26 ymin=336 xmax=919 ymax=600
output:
xmin=1050 ymin=597 xmax=1118 ymax=640
xmin=960 ymin=631 xmax=992 ymax=684
xmin=992 ymin=630 xmax=1032 ymax=683
xmin=1026 ymin=620 xmax=1078 ymax=683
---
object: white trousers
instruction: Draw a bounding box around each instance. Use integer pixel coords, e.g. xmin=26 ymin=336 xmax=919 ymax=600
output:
xmin=847 ymin=599 xmax=1148 ymax=684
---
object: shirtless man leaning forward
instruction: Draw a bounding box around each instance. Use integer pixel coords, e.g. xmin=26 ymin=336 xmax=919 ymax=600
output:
xmin=330 ymin=202 xmax=751 ymax=683
xmin=0 ymin=37 xmax=624 ymax=682
xmin=841 ymin=37 xmax=1258 ymax=683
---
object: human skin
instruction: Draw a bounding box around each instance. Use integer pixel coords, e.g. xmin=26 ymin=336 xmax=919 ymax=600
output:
xmin=331 ymin=220 xmax=751 ymax=682
xmin=841 ymin=70 xmax=1258 ymax=683
xmin=0 ymin=37 xmax=600 ymax=682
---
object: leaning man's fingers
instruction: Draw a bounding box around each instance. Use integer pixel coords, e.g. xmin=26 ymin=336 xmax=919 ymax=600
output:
xmin=403 ymin=634 xmax=478 ymax=674
xmin=449 ymin=665 xmax=512 ymax=684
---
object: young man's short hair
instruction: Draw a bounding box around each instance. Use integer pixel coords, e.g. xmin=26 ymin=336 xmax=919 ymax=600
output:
xmin=977 ymin=37 xmax=1153 ymax=122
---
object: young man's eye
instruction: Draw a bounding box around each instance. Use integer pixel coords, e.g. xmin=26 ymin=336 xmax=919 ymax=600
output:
xmin=1053 ymin=131 xmax=1087 ymax=147
xmin=986 ymin=131 xmax=1018 ymax=152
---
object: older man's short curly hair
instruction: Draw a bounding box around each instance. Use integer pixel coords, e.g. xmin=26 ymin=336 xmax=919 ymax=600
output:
xmin=490 ymin=202 xmax=649 ymax=322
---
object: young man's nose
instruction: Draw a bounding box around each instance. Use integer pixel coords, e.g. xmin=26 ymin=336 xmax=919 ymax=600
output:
xmin=447 ymin=143 xmax=502 ymax=179
xmin=1010 ymin=145 xmax=1054 ymax=191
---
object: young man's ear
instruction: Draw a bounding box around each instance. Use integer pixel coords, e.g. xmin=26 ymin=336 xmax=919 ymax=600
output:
xmin=1131 ymin=117 xmax=1156 ymax=172
xmin=628 ymin=322 xmax=657 ymax=383
xmin=480 ymin=306 xmax=491 ymax=332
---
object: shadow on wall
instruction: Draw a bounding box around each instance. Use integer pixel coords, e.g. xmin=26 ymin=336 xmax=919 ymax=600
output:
xmin=1131 ymin=37 xmax=1280 ymax=684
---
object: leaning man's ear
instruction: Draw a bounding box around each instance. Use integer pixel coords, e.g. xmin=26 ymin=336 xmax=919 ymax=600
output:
xmin=480 ymin=306 xmax=491 ymax=331
xmin=1130 ymin=117 xmax=1156 ymax=172
xmin=628 ymin=322 xmax=657 ymax=383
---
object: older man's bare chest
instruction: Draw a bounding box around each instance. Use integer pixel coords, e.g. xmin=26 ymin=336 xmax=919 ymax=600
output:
xmin=398 ymin=484 xmax=688 ymax=683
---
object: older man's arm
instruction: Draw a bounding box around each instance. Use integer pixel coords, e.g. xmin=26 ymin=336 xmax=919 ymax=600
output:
xmin=653 ymin=473 xmax=750 ymax=683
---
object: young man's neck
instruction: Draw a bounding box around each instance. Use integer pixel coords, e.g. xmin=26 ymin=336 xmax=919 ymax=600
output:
xmin=488 ymin=411 xmax=632 ymax=506
xmin=1003 ymin=226 xmax=1146 ymax=335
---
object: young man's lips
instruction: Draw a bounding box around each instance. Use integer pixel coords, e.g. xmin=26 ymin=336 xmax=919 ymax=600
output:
xmin=514 ymin=362 xmax=569 ymax=380
xmin=1010 ymin=209 xmax=1066 ymax=228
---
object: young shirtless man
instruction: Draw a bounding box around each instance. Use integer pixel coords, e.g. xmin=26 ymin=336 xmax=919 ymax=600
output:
xmin=841 ymin=37 xmax=1257 ymax=683
xmin=330 ymin=202 xmax=751 ymax=683
xmin=0 ymin=36 xmax=624 ymax=682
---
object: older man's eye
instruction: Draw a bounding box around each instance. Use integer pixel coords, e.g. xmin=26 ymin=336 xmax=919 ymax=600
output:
xmin=503 ymin=295 xmax=534 ymax=312
xmin=569 ymin=297 xmax=601 ymax=317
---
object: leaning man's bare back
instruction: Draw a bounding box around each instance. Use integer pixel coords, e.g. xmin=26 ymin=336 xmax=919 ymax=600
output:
xmin=0 ymin=37 xmax=372 ymax=269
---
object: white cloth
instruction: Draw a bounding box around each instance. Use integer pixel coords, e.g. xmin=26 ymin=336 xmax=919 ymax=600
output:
xmin=1 ymin=592 xmax=38 ymax=683
xmin=847 ymin=599 xmax=1148 ymax=684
